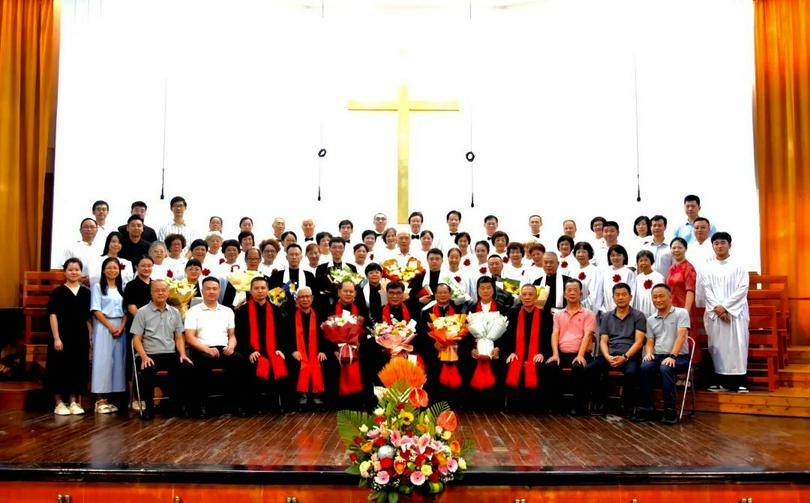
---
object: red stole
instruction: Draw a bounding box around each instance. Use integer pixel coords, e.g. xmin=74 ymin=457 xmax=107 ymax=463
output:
xmin=433 ymin=303 xmax=461 ymax=389
xmin=294 ymin=310 xmax=324 ymax=394
xmin=470 ymin=301 xmax=499 ymax=390
xmin=248 ymin=300 xmax=287 ymax=380
xmin=334 ymin=303 xmax=362 ymax=396
xmin=505 ymin=308 xmax=541 ymax=389
xmin=382 ymin=303 xmax=410 ymax=323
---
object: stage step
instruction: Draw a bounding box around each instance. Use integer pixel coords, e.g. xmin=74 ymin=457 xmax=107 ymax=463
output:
xmin=778 ymin=364 xmax=810 ymax=389
xmin=695 ymin=388 xmax=810 ymax=418
xmin=787 ymin=345 xmax=810 ymax=364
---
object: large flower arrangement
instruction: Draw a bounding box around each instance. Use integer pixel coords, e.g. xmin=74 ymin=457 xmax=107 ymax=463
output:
xmin=337 ymin=359 xmax=473 ymax=502
xmin=381 ymin=258 xmax=424 ymax=285
xmin=166 ymin=278 xmax=196 ymax=320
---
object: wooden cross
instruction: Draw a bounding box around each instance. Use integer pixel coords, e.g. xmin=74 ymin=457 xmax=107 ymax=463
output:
xmin=349 ymin=84 xmax=459 ymax=223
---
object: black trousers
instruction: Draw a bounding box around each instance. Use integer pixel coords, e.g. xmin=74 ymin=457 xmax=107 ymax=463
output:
xmin=545 ymin=353 xmax=591 ymax=410
xmin=136 ymin=352 xmax=179 ymax=413
xmin=187 ymin=347 xmax=250 ymax=407
xmin=588 ymin=354 xmax=641 ymax=410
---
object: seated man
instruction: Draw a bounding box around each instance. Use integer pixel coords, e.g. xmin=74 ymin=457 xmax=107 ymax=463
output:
xmin=131 ymin=279 xmax=190 ymax=420
xmin=285 ymin=287 xmax=329 ymax=410
xmin=587 ymin=282 xmax=646 ymax=416
xmin=502 ymin=284 xmax=548 ymax=412
xmin=183 ymin=276 xmax=249 ymax=418
xmin=545 ymin=280 xmax=596 ymax=415
xmin=234 ymin=276 xmax=288 ymax=414
xmin=636 ymin=284 xmax=690 ymax=424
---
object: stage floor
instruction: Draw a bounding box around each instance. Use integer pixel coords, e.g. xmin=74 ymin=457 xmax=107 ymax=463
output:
xmin=1 ymin=409 xmax=810 ymax=485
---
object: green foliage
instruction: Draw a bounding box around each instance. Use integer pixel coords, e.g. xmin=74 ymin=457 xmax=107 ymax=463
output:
xmin=336 ymin=409 xmax=372 ymax=448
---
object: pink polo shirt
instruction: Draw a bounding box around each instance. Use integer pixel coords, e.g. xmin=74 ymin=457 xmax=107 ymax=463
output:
xmin=553 ymin=306 xmax=597 ymax=354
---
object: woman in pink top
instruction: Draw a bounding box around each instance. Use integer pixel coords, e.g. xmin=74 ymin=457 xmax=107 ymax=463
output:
xmin=665 ymin=237 xmax=700 ymax=362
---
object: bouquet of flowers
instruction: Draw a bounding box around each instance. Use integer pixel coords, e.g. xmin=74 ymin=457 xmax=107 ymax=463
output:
xmin=227 ymin=270 xmax=264 ymax=307
xmin=381 ymin=258 xmax=424 ymax=285
xmin=440 ymin=275 xmax=472 ymax=305
xmin=166 ymin=278 xmax=196 ymax=320
xmin=465 ymin=311 xmax=509 ymax=390
xmin=535 ymin=285 xmax=550 ymax=308
xmin=269 ymin=282 xmax=297 ymax=310
xmin=322 ymin=313 xmax=366 ymax=396
xmin=498 ymin=278 xmax=522 ymax=299
xmin=428 ymin=314 xmax=469 ymax=389
xmin=329 ymin=265 xmax=364 ymax=286
xmin=371 ymin=318 xmax=418 ymax=360
xmin=337 ymin=359 xmax=473 ymax=503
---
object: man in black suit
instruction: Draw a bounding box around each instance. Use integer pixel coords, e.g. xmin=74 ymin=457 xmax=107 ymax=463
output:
xmin=314 ymin=237 xmax=357 ymax=310
xmin=118 ymin=201 xmax=158 ymax=243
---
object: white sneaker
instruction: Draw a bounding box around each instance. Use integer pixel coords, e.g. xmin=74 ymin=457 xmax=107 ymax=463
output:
xmin=54 ymin=403 xmax=70 ymax=416
xmin=736 ymin=386 xmax=749 ymax=393
xmin=68 ymin=402 xmax=85 ymax=415
xmin=130 ymin=400 xmax=146 ymax=411
xmin=707 ymin=385 xmax=728 ymax=392
xmin=108 ymin=403 xmax=119 ymax=413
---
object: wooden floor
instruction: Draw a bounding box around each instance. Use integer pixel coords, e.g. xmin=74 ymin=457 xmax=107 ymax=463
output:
xmin=1 ymin=409 xmax=810 ymax=471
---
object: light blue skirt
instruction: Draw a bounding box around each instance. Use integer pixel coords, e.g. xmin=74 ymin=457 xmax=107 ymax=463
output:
xmin=90 ymin=317 xmax=126 ymax=394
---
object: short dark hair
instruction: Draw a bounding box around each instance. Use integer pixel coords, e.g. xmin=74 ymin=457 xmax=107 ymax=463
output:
xmin=603 ymin=220 xmax=620 ymax=232
xmin=474 ymin=240 xmax=491 ymax=252
xmin=201 ymin=276 xmax=220 ymax=286
xmin=259 ymin=239 xmax=281 ymax=253
xmin=280 ymin=230 xmax=298 ymax=242
xmin=92 ymin=200 xmax=108 ymax=211
xmin=131 ymin=201 xmax=147 ymax=210
xmin=608 ymin=244 xmax=629 ymax=265
xmin=237 ymin=231 xmax=255 ymax=243
xmin=190 ymin=238 xmax=208 ymax=251
xmin=651 ymin=214 xmax=668 ymax=226
xmin=164 ymin=233 xmax=187 ymax=249
xmin=316 ymin=231 xmax=332 ymax=244
xmin=446 ymin=210 xmax=462 ymax=221
xmin=612 ymin=282 xmax=632 ymax=295
xmin=652 ymin=283 xmax=671 ymax=294
xmin=185 ymin=258 xmax=202 ymax=270
xmin=127 ymin=215 xmax=144 ymax=224
xmin=338 ymin=219 xmax=354 ymax=230
xmin=487 ymin=254 xmax=504 ymax=262
xmin=222 ymin=239 xmax=240 ymax=253
xmin=239 ymin=216 xmax=253 ymax=226
xmin=589 ymin=216 xmax=606 ymax=230
xmin=527 ymin=243 xmax=546 ymax=255
xmin=427 ymin=248 xmax=443 ymax=259
xmin=633 ymin=216 xmax=651 ymax=236
xmin=361 ymin=229 xmax=377 ymax=240
xmin=573 ymin=241 xmax=594 ymax=259
xmin=492 ymin=230 xmax=509 ymax=243
xmin=506 ymin=242 xmax=525 ymax=256
xmin=711 ymin=231 xmax=732 ymax=244
xmin=353 ymin=243 xmax=369 ymax=253
xmin=484 ymin=215 xmax=498 ymax=224
xmin=636 ymin=249 xmax=655 ymax=265
xmin=670 ymin=237 xmax=689 ymax=250
xmin=556 ymin=235 xmax=575 ymax=250
xmin=684 ymin=194 xmax=701 ymax=205
xmin=169 ymin=196 xmax=187 ymax=208
xmin=63 ymin=257 xmax=84 ymax=271
xmin=365 ymin=263 xmax=382 ymax=274
xmin=330 ymin=236 xmax=346 ymax=247
xmin=408 ymin=211 xmax=424 ymax=224
xmin=694 ymin=217 xmax=711 ymax=226
xmin=566 ymin=279 xmax=583 ymax=291
xmin=136 ymin=255 xmax=154 ymax=266
xmin=476 ymin=276 xmax=496 ymax=291
xmin=386 ymin=280 xmax=405 ymax=292
xmin=420 ymin=230 xmax=434 ymax=239
xmin=250 ymin=276 xmax=269 ymax=288
xmin=454 ymin=231 xmax=471 ymax=245
xmin=286 ymin=242 xmax=302 ymax=253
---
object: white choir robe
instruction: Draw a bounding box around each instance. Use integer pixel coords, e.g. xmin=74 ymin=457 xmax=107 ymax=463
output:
xmin=699 ymin=257 xmax=750 ymax=375
xmin=62 ymin=240 xmax=97 ymax=276
xmin=164 ymin=256 xmax=188 ymax=280
xmin=441 ymin=267 xmax=477 ymax=303
xmin=557 ymin=254 xmax=575 ymax=277
xmin=350 ymin=261 xmax=370 ymax=276
xmin=218 ymin=261 xmax=241 ymax=279
xmin=393 ymin=251 xmax=416 ymax=268
xmin=626 ymin=236 xmax=652 ymax=269
xmin=502 ymin=261 xmax=527 ymax=283
xmin=412 ymin=249 xmax=430 ymax=266
xmin=686 ymin=239 xmax=714 ymax=268
xmin=374 ymin=246 xmax=399 ymax=265
xmin=571 ymin=263 xmax=602 ymax=314
xmin=258 ymin=262 xmax=284 ymax=277
xmin=150 ymin=261 xmax=169 ymax=280
xmin=591 ymin=242 xmax=610 ymax=268
xmin=632 ymin=271 xmax=665 ymax=317
xmin=598 ymin=266 xmax=636 ymax=314
xmin=524 ymin=264 xmax=544 ymax=284
xmin=203 ymin=252 xmax=224 ymax=275
xmin=318 ymin=254 xmax=330 ymax=265
xmin=436 ymin=231 xmax=463 ymax=255
xmin=301 ymin=263 xmax=318 ymax=276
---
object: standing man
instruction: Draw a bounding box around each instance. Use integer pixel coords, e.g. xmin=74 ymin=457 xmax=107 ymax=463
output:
xmin=62 ymin=217 xmax=98 ymax=278
xmin=158 ymin=196 xmax=195 ymax=244
xmin=314 ymin=237 xmax=357 ymax=309
xmin=699 ymin=232 xmax=749 ymax=393
xmin=644 ymin=215 xmax=672 ymax=276
xmin=92 ymin=200 xmax=111 ymax=246
xmin=120 ymin=216 xmax=151 ymax=265
xmin=272 ymin=217 xmax=286 ymax=241
xmin=525 ymin=214 xmax=546 ymax=248
xmin=438 ymin=210 xmax=463 ymax=254
xmin=301 ymin=218 xmax=317 ymax=243
xmin=673 ymin=194 xmax=717 ymax=245
xmin=408 ymin=211 xmax=424 ymax=242
xmin=685 ymin=217 xmax=714 ymax=267
xmin=482 ymin=215 xmax=499 ymax=245
xmin=118 ymin=201 xmax=158 ymax=243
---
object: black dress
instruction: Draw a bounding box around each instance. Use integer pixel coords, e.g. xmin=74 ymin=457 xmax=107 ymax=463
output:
xmin=47 ymin=285 xmax=92 ymax=396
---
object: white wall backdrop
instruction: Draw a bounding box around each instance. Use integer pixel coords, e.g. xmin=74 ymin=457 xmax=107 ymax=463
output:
xmin=53 ymin=0 xmax=759 ymax=269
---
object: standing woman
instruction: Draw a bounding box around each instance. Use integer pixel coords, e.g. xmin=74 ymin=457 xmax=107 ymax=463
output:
xmin=598 ymin=245 xmax=636 ymax=315
xmin=666 ymin=237 xmax=699 ymax=361
xmin=91 ymin=231 xmax=134 ymax=287
xmin=90 ymin=257 xmax=128 ymax=414
xmin=48 ymin=258 xmax=92 ymax=415
xmin=571 ymin=241 xmax=602 ymax=314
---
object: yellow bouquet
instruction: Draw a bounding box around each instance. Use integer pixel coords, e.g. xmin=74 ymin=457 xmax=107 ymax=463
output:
xmin=227 ymin=270 xmax=264 ymax=307
xmin=166 ymin=278 xmax=196 ymax=320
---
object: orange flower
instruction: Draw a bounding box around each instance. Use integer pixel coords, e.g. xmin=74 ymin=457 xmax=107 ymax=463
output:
xmin=360 ymin=441 xmax=374 ymax=453
xmin=435 ymin=452 xmax=448 ymax=466
xmin=394 ymin=460 xmax=406 ymax=474
xmin=436 ymin=410 xmax=458 ymax=432
xmin=408 ymin=388 xmax=429 ymax=408
xmin=450 ymin=440 xmax=461 ymax=454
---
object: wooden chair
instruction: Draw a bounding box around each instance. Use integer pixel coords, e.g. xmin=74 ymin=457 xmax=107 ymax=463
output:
xmin=747 ymin=305 xmax=780 ymax=392
xmin=22 ymin=270 xmax=65 ymax=344
xmin=748 ymin=289 xmax=790 ymax=366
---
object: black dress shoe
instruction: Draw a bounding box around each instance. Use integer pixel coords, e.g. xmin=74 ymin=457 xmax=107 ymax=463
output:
xmin=661 ymin=409 xmax=679 ymax=425
xmin=234 ymin=407 xmax=250 ymax=418
xmin=297 ymin=394 xmax=308 ymax=406
xmin=589 ymin=403 xmax=605 ymax=416
xmin=630 ymin=409 xmax=653 ymax=423
xmin=197 ymin=405 xmax=209 ymax=419
xmin=141 ymin=410 xmax=154 ymax=421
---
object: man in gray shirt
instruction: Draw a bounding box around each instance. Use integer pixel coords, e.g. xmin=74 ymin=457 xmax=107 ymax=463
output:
xmin=587 ymin=283 xmax=646 ymax=416
xmin=131 ymin=279 xmax=190 ymax=420
xmin=635 ymin=284 xmax=690 ymax=424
